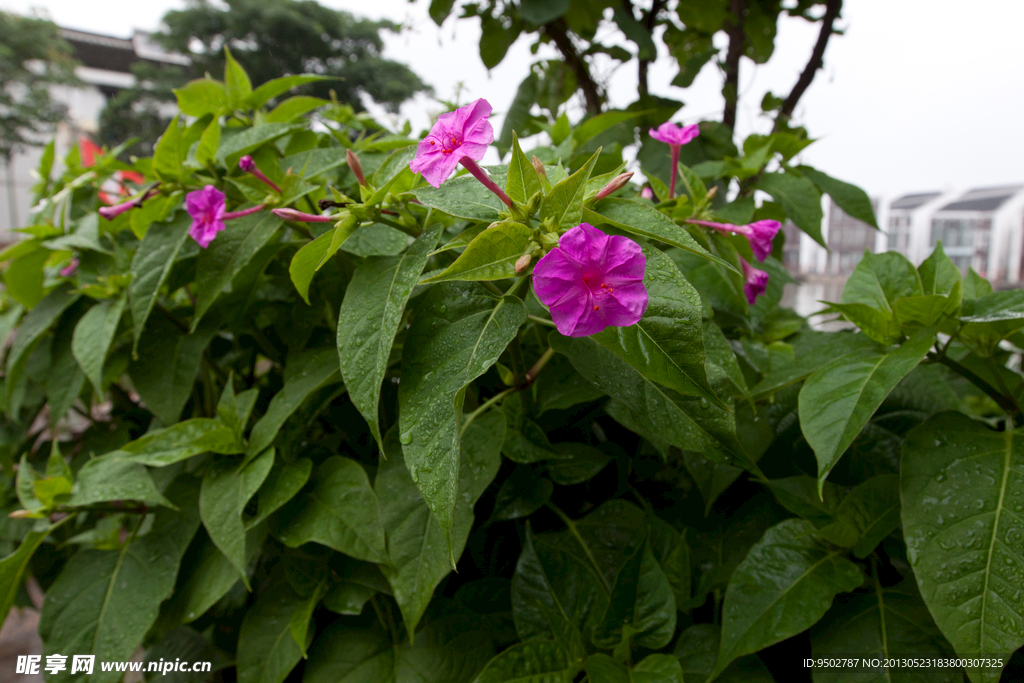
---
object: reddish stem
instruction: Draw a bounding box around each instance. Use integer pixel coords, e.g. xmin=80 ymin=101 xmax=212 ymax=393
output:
xmin=460 ymin=158 xmax=513 ymax=207
xmin=223 ymin=204 xmax=266 ymax=221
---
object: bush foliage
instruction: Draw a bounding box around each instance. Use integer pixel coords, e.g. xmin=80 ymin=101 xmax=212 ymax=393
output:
xmin=1 ymin=37 xmax=1023 ymax=683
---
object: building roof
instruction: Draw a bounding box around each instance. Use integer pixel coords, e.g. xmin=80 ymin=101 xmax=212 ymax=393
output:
xmin=890 ymin=192 xmax=940 ymax=210
xmin=58 ymin=27 xmax=190 ymax=75
xmin=938 ymin=185 xmax=1024 ymax=213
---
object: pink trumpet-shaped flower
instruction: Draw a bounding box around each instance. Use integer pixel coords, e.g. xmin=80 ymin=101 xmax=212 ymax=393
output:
xmin=533 ymin=223 xmax=648 ymax=337
xmin=98 ymin=200 xmax=136 ymax=220
xmin=410 ymin=98 xmax=511 ymax=205
xmin=60 ymin=258 xmax=79 ymax=277
xmin=648 ymin=121 xmax=699 ymax=198
xmin=686 ymin=218 xmax=781 ymax=262
xmin=239 ymin=155 xmax=282 ymax=193
xmin=741 ymin=257 xmax=770 ymax=305
xmin=185 ymin=185 xmax=265 ymax=248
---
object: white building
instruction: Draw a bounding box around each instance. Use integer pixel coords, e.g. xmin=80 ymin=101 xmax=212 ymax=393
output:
xmin=928 ymin=186 xmax=1024 ymax=282
xmin=0 ymin=28 xmax=187 ymax=234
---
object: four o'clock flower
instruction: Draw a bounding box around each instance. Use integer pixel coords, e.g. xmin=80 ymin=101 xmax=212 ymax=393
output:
xmin=640 ymin=187 xmax=655 ymax=200
xmin=60 ymin=258 xmax=79 ymax=277
xmin=185 ymin=185 xmax=266 ymax=248
xmin=533 ymin=223 xmax=648 ymax=337
xmin=740 ymin=257 xmax=770 ymax=305
xmin=239 ymin=155 xmax=281 ymax=193
xmin=686 ymin=218 xmax=781 ymax=262
xmin=410 ymin=98 xmax=512 ymax=206
xmin=648 ymin=121 xmax=699 ymax=198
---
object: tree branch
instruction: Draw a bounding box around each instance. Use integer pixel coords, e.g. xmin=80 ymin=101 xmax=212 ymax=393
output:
xmin=545 ymin=19 xmax=603 ymax=115
xmin=722 ymin=0 xmax=747 ymax=131
xmin=629 ymin=0 xmax=665 ymax=98
xmin=775 ymin=0 xmax=842 ymax=130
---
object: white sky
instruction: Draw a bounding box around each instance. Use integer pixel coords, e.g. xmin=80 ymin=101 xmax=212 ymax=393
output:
xmin=4 ymin=0 xmax=1023 ymax=199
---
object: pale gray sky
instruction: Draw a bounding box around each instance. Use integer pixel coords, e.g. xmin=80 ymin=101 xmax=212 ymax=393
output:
xmin=4 ymin=0 xmax=1023 ymax=199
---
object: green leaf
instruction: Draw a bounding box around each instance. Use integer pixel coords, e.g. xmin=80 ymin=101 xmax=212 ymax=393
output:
xmin=754 ymin=172 xmax=824 ymax=247
xmin=216 ymin=380 xmax=258 ymax=443
xmin=799 ymin=329 xmax=934 ymax=488
xmin=245 ymin=75 xmax=337 ymax=109
xmin=111 ymin=417 xmax=242 ymax=466
xmin=0 ymin=523 xmax=62 ymax=627
xmin=303 ymin=622 xmax=491 ymax=683
xmin=552 ymin=334 xmax=738 ymax=464
xmin=411 ymin=174 xmax=506 ymax=222
xmin=236 ymin=582 xmax=308 ymax=683
xmin=797 ymin=165 xmax=878 ymax=229
xmin=5 ymin=247 xmax=48 ymax=309
xmin=472 ymin=639 xmax=576 ymax=683
xmin=428 ymin=0 xmax=457 ymax=25
xmin=675 ymin=623 xmax=776 ymax=682
xmin=197 ymin=118 xmax=221 ymax=166
xmin=273 ymin=456 xmax=386 ymax=562
xmin=632 ymin=654 xmax=683 ymax=683
xmin=289 ymin=217 xmax=358 ymax=305
xmin=841 ymin=251 xmax=923 ymax=313
xmin=161 ymin=528 xmax=266 ymax=626
xmin=583 ymin=653 xmax=630 ymax=683
xmin=519 ymin=0 xmax=570 ymax=24
xmin=767 ymin=475 xmax=843 ymax=528
xmin=378 ymin=413 xmax=502 ymax=634
xmin=480 ymin=14 xmax=521 ymax=69
xmin=40 ymin=483 xmax=201 ymax=683
xmin=322 ymin=562 xmax=390 ymax=616
xmin=338 ymin=225 xmax=443 ymax=452
xmin=249 ymin=458 xmax=313 ymax=528
xmin=540 ymin=151 xmax=598 ymax=230
xmin=423 ymin=222 xmax=532 ymax=283
xmin=63 ymin=456 xmax=171 ymax=508
xmin=593 ymin=540 xmax=676 ymax=650
xmin=129 ymin=317 xmax=220 ymax=425
xmin=46 ymin=314 xmax=85 ymax=427
xmin=200 ymin=448 xmax=274 ymax=585
xmin=584 ymin=199 xmax=737 ymax=272
xmin=817 ymin=474 xmax=901 ymax=558
xmin=811 ymin=579 xmax=958 ymax=683
xmin=398 ymin=284 xmax=526 ymax=552
xmin=902 ymin=412 xmax=1024 ymax=683
xmin=174 ymin=79 xmax=229 ymax=117
xmin=677 ymin=161 xmax=708 ymax=207
xmin=154 ymin=116 xmax=188 ymax=181
xmin=266 ymin=96 xmax=327 ymax=123
xmin=216 ymin=123 xmax=300 ymax=167
xmin=6 ymin=284 xmax=78 ymax=406
xmin=506 ymin=132 xmax=542 ymax=205
xmin=223 ymin=47 xmax=253 ymax=109
xmin=247 ymin=347 xmax=341 ymax=460
xmin=711 ymin=519 xmax=863 ymax=680
xmin=193 ymin=211 xmax=282 ymax=330
xmin=71 ymin=294 xmax=126 ymax=396
xmin=281 ymin=147 xmax=347 ymax=181
xmin=129 ymin=210 xmax=191 ymax=353
xmin=591 ymin=241 xmax=723 ymax=408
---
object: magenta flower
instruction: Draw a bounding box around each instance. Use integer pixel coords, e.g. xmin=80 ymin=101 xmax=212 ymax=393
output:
xmin=60 ymin=258 xmax=79 ymax=277
xmin=741 ymin=257 xmax=769 ymax=305
xmin=185 ymin=185 xmax=265 ymax=248
xmin=533 ymin=224 xmax=648 ymax=337
xmin=648 ymin=121 xmax=700 ymax=198
xmin=409 ymin=98 xmax=511 ymax=206
xmin=686 ymin=218 xmax=781 ymax=262
xmin=98 ymin=199 xmax=136 ymax=220
xmin=640 ymin=187 xmax=655 ymax=200
xmin=239 ymin=155 xmax=281 ymax=193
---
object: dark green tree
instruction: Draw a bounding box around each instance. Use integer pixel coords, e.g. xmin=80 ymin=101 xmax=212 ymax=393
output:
xmin=99 ymin=0 xmax=430 ymax=152
xmin=0 ymin=11 xmax=77 ymax=222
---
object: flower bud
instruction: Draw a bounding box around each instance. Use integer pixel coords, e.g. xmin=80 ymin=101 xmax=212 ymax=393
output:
xmin=594 ymin=172 xmax=634 ymax=201
xmin=640 ymin=187 xmax=654 ymax=200
xmin=347 ymin=149 xmax=366 ymax=186
xmin=515 ymin=253 xmax=532 ymax=274
xmin=532 ymin=156 xmax=547 ymax=179
xmin=272 ymin=208 xmax=336 ymax=223
xmin=238 ymin=155 xmax=257 ymax=173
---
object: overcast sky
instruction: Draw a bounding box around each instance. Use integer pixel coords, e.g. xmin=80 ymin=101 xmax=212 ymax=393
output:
xmin=3 ymin=0 xmax=1023 ymax=199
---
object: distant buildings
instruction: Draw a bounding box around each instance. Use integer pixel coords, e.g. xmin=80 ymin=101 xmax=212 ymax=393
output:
xmin=791 ymin=187 xmax=1024 ymax=286
xmin=0 ymin=28 xmax=186 ymax=233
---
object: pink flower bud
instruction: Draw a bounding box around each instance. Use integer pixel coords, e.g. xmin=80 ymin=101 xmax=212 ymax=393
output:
xmin=515 ymin=253 xmax=532 ymax=274
xmin=741 ymin=257 xmax=769 ymax=304
xmin=532 ymin=156 xmax=547 ymax=179
xmin=640 ymin=187 xmax=654 ymax=200
xmin=272 ymin=208 xmax=335 ymax=223
xmin=594 ymin=172 xmax=634 ymax=201
xmin=347 ymin=149 xmax=366 ymax=186
xmin=238 ymin=155 xmax=281 ymax=193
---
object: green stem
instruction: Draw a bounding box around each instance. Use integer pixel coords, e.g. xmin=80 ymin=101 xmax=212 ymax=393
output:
xmin=375 ymin=214 xmax=419 ymax=237
xmin=505 ymin=275 xmax=531 ymax=299
xmin=522 ymin=347 xmax=555 ymax=388
xmin=461 ymin=387 xmax=515 ymax=436
xmin=481 ymin=281 xmax=504 ymax=297
xmin=528 ymin=314 xmax=557 ymax=328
